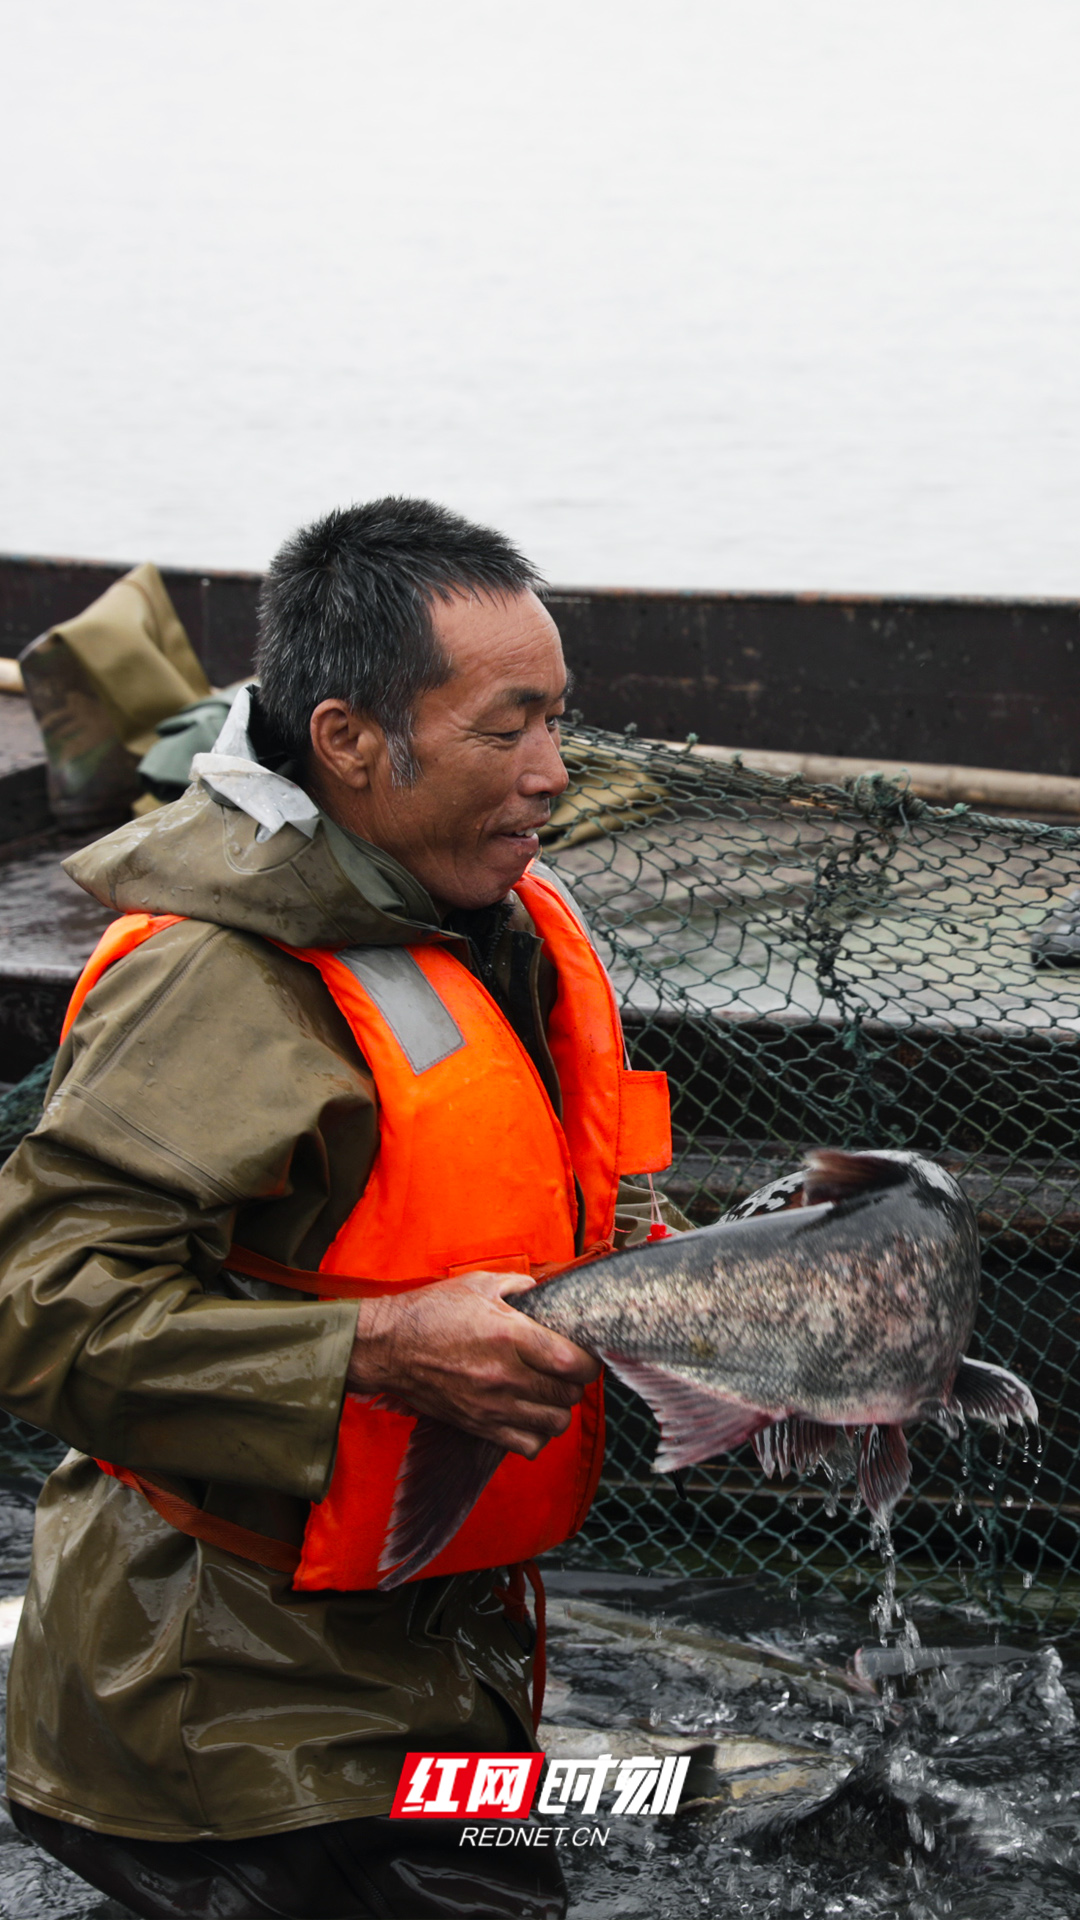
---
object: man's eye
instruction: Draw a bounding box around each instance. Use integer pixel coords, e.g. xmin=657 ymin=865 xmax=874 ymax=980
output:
xmin=488 ymin=715 xmax=561 ymax=743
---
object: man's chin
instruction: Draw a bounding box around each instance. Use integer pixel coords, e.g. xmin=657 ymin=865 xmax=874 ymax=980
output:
xmin=493 ymin=830 xmax=541 ymax=886
xmin=438 ymin=838 xmax=539 ymax=911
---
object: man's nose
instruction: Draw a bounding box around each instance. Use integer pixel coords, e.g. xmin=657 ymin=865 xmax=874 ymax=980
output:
xmin=520 ymin=726 xmax=570 ymax=797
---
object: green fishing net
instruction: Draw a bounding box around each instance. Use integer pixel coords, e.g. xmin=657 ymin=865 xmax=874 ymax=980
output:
xmin=541 ymin=729 xmax=1080 ymax=1618
xmin=3 ymin=724 xmax=1079 ymax=1614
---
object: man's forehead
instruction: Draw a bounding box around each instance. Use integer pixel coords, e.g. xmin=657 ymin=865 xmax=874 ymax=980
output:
xmin=431 ymin=585 xmax=558 ymax=653
xmin=431 ymin=587 xmax=566 ymax=693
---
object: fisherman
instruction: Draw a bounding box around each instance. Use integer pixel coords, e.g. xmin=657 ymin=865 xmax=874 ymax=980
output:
xmin=0 ymin=499 xmax=678 ymax=1920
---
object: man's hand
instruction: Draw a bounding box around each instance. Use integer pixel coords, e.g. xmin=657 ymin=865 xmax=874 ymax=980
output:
xmin=347 ymin=1272 xmax=601 ymax=1457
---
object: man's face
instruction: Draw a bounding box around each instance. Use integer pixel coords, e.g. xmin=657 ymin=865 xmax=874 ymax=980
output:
xmin=311 ymin=588 xmax=571 ymax=911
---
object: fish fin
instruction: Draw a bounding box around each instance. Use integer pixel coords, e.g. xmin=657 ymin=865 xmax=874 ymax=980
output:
xmin=601 ymin=1353 xmax=770 ymax=1473
xmin=370 ymin=1391 xmax=415 ymax=1417
xmin=802 ymin=1149 xmax=909 ymax=1206
xmin=377 ymin=1418 xmax=505 ymax=1591
xmin=754 ymin=1415 xmax=838 ymax=1480
xmin=856 ymin=1423 xmax=911 ymax=1518
xmin=946 ymin=1357 xmax=1038 ymax=1427
xmin=922 ymin=1403 xmax=963 ymax=1441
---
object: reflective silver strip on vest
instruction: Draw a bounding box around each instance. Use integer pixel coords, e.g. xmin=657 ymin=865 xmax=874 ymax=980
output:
xmin=336 ymin=947 xmax=465 ymax=1075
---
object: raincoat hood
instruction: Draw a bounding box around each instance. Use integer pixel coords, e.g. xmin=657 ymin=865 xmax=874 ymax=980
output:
xmin=62 ymin=685 xmax=442 ymax=950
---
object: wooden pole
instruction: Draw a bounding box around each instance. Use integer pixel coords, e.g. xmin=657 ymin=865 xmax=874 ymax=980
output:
xmin=673 ymin=742 xmax=1080 ymax=816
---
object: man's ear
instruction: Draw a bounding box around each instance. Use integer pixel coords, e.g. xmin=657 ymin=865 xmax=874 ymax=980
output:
xmin=308 ymin=699 xmax=385 ymax=792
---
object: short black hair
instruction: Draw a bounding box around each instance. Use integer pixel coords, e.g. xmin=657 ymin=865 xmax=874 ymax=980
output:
xmin=256 ymin=497 xmax=543 ymax=783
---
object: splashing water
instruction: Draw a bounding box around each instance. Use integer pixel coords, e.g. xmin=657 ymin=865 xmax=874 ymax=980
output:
xmin=537 ymin=1566 xmax=1080 ymax=1920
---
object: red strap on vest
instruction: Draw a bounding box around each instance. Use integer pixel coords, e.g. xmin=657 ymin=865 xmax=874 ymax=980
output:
xmin=492 ymin=1560 xmax=547 ymax=1732
xmin=223 ymin=1240 xmax=618 ymax=1298
xmin=223 ymin=1246 xmax=440 ymax=1299
xmin=101 ymin=1463 xmax=302 ymax=1576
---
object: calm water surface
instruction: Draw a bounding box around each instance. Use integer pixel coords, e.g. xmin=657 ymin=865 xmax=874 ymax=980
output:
xmin=1 ymin=1 xmax=1079 ymax=596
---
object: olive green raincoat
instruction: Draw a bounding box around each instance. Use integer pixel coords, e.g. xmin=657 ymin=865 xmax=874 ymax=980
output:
xmin=0 ymin=772 xmax=677 ymax=1842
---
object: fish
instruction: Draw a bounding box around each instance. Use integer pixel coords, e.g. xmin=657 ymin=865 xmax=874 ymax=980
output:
xmin=536 ymin=1724 xmax=856 ymax=1830
xmin=376 ymin=1149 xmax=1037 ymax=1588
xmin=850 ymin=1642 xmax=1032 ymax=1682
xmin=543 ymin=1593 xmax=875 ymax=1710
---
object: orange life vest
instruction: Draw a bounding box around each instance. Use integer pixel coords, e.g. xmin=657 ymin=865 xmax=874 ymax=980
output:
xmin=63 ymin=866 xmax=671 ymax=1589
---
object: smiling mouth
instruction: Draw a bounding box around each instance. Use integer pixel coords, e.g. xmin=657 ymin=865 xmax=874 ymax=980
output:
xmin=498 ymin=818 xmax=549 ymax=840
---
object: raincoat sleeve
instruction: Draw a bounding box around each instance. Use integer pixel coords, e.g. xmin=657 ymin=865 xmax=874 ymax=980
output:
xmin=0 ymin=920 xmax=374 ymax=1502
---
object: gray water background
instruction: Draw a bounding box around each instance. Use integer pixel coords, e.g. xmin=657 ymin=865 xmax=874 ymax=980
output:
xmin=2 ymin=0 xmax=1079 ymax=597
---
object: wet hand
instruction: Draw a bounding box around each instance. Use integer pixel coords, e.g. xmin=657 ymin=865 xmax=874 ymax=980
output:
xmin=346 ymin=1271 xmax=600 ymax=1456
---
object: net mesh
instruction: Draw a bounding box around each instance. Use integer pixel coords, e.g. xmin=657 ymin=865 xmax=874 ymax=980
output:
xmin=539 ymin=728 xmax=1080 ymax=1617
xmin=2 ymin=723 xmax=1079 ymax=1612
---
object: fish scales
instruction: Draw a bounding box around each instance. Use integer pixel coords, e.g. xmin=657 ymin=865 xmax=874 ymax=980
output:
xmin=376 ymin=1149 xmax=1037 ymax=1588
xmin=523 ymin=1190 xmax=979 ymax=1427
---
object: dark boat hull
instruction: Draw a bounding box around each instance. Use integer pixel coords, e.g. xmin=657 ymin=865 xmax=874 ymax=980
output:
xmin=2 ymin=552 xmax=1080 ymax=777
